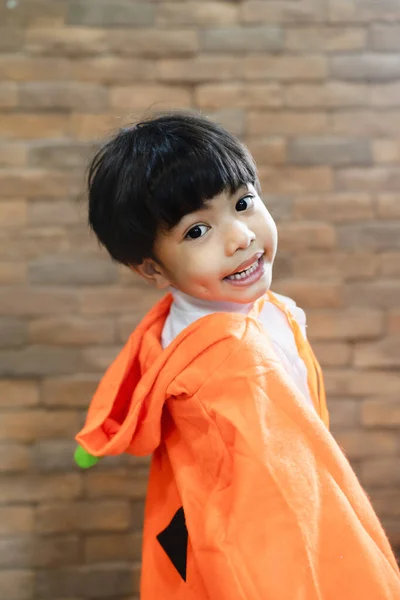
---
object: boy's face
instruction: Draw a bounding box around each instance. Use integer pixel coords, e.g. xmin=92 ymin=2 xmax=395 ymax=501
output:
xmin=137 ymin=184 xmax=278 ymax=305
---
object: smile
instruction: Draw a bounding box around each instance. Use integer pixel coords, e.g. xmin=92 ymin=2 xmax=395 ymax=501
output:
xmin=224 ymin=254 xmax=265 ymax=287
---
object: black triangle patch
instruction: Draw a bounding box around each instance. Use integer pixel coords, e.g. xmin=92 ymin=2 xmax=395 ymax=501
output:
xmin=157 ymin=507 xmax=188 ymax=582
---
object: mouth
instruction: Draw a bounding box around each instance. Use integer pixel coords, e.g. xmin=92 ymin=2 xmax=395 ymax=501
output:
xmin=224 ymin=252 xmax=265 ymax=286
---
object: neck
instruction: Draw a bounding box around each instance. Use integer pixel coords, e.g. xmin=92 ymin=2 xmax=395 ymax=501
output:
xmin=170 ymin=287 xmax=254 ymax=314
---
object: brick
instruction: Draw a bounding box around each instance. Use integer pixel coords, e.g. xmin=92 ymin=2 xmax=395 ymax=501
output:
xmin=0 ymin=0 xmax=66 ymax=27
xmin=28 ymin=199 xmax=82 ymax=226
xmin=313 ymin=342 xmax=351 ymax=367
xmin=0 ymin=288 xmax=76 ymax=316
xmin=0 ymin=169 xmax=75 ymax=198
xmin=69 ymin=113 xmax=122 ymax=140
xmin=196 ymin=83 xmax=282 ymax=109
xmin=388 ymin=310 xmax=400 ymax=334
xmin=0 ymin=82 xmax=17 ymax=109
xmin=110 ymin=85 xmax=192 ymax=110
xmin=370 ymin=25 xmax=400 ymax=51
xmin=324 ymin=369 xmax=400 ymax=399
xmin=0 ymin=538 xmax=34 ymax=569
xmin=360 ymin=457 xmax=400 ymax=487
xmin=344 ymin=282 xmax=400 ymax=308
xmin=330 ymin=54 xmax=400 ymax=81
xmin=29 ymin=255 xmax=117 ymax=286
xmin=367 ymin=490 xmax=400 ymax=518
xmin=36 ymin=501 xmax=132 ymax=534
xmin=111 ymin=28 xmax=198 ymax=57
xmin=34 ymin=535 xmax=80 ymax=568
xmin=278 ymin=222 xmax=336 ymax=251
xmin=80 ymin=286 xmax=162 ymax=315
xmin=0 ymin=508 xmax=34 ymax=535
xmin=284 ymin=82 xmax=368 ymax=108
xmin=29 ymin=316 xmax=115 ymax=346
xmin=335 ymin=430 xmax=398 ymax=460
xmin=0 ymin=27 xmax=23 ymax=52
xmin=201 ymin=26 xmax=282 ymax=53
xmin=275 ymin=280 xmax=342 ymax=308
xmin=0 ymin=570 xmax=34 ymax=600
xmin=0 ymin=473 xmax=82 ymax=503
xmin=41 ymin=375 xmax=99 ymax=408
xmin=328 ymin=398 xmax=360 ymax=429
xmin=0 ymin=229 xmax=73 ymax=262
xmin=0 ymin=380 xmax=39 ymax=407
xmin=0 ymin=346 xmax=81 ymax=377
xmin=158 ymin=56 xmax=241 ymax=82
xmin=0 ymin=316 xmax=26 ymax=347
xmin=19 ymin=82 xmax=109 ymax=112
xmin=84 ymin=532 xmax=142 ymax=563
xmin=244 ymin=55 xmax=327 ymax=81
xmin=336 ymin=167 xmax=400 ymax=192
xmin=373 ymin=140 xmax=400 ymax=164
xmin=246 ymin=138 xmax=286 ymax=165
xmin=264 ymin=195 xmax=294 ymax=222
xmin=329 ymin=0 xmax=400 ymax=23
xmin=377 ymin=194 xmax=400 ymax=218
xmin=0 ymin=410 xmax=80 ymax=442
xmin=293 ymin=252 xmax=378 ymax=281
xmin=248 ymin=112 xmax=328 ymax=135
xmin=272 ymin=253 xmax=292 ymax=280
xmin=337 ymin=223 xmax=400 ymax=251
xmin=0 ymin=443 xmax=31 ymax=472
xmin=362 ymin=398 xmax=400 ymax=427
xmin=0 ymin=263 xmax=26 ymax=285
xmin=72 ymin=57 xmax=156 ymax=84
xmin=0 ymin=56 xmax=71 ymax=81
xmin=294 ymin=193 xmax=373 ymax=222
xmin=36 ymin=565 xmax=134 ymax=599
xmin=285 ymin=26 xmax=366 ymax=51
xmin=307 ymin=309 xmax=383 ymax=341
xmin=33 ymin=440 xmax=78 ymax=471
xmin=371 ymin=83 xmax=400 ymax=107
xmin=0 ymin=143 xmax=27 ymax=167
xmin=259 ymin=167 xmax=333 ymax=193
xmin=131 ymin=499 xmax=145 ymax=530
xmin=25 ymin=26 xmax=108 ymax=56
xmin=354 ymin=338 xmax=400 ymax=369
xmin=82 ymin=346 xmax=121 ymax=372
xmin=242 ymin=0 xmax=326 ymax=24
xmin=28 ymin=140 xmax=98 ymax=168
xmin=84 ymin=468 xmax=148 ymax=499
xmin=0 ymin=200 xmax=27 ymax=227
xmin=208 ymin=108 xmax=245 ymax=137
xmin=67 ymin=1 xmax=155 ymax=27
xmin=157 ymin=2 xmax=238 ymax=26
xmin=288 ymin=137 xmax=371 ymax=167
xmin=332 ymin=111 xmax=400 ymax=136
xmin=380 ymin=253 xmax=400 ymax=277
xmin=1 ymin=114 xmax=70 ymax=140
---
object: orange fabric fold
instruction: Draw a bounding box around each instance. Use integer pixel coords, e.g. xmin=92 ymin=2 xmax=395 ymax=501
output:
xmin=76 ymin=292 xmax=400 ymax=599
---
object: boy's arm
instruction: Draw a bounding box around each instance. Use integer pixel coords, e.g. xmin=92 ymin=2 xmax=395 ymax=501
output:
xmin=173 ymin=332 xmax=400 ymax=600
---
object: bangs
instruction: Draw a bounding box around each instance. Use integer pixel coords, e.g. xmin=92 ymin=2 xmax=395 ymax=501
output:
xmin=143 ymin=123 xmax=259 ymax=229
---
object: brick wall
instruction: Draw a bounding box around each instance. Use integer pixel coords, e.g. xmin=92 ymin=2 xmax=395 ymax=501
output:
xmin=1 ymin=1 xmax=400 ymax=598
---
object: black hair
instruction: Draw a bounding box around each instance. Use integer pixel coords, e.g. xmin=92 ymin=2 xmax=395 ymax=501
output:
xmin=88 ymin=111 xmax=259 ymax=265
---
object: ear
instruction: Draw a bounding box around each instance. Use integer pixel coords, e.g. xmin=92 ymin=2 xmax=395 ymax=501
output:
xmin=131 ymin=258 xmax=171 ymax=289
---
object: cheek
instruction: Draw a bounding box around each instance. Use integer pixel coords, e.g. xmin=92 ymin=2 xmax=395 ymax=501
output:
xmin=178 ymin=248 xmax=220 ymax=284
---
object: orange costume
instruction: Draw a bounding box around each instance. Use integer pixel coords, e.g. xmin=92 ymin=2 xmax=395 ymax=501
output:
xmin=76 ymin=292 xmax=400 ymax=599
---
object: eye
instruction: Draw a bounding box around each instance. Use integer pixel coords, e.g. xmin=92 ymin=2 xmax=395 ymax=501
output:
xmin=185 ymin=224 xmax=209 ymax=240
xmin=236 ymin=195 xmax=254 ymax=212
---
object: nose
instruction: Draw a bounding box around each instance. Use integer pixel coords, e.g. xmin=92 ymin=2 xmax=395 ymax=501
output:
xmin=224 ymin=219 xmax=256 ymax=256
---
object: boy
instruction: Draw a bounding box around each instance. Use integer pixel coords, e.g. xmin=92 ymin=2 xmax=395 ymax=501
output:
xmin=75 ymin=112 xmax=400 ymax=599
